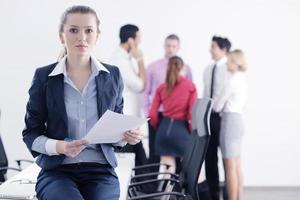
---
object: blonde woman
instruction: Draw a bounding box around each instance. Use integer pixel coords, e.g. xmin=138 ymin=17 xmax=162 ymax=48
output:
xmin=213 ymin=50 xmax=248 ymax=200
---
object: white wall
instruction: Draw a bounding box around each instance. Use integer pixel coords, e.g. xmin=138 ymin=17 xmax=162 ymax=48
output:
xmin=0 ymin=0 xmax=299 ymax=186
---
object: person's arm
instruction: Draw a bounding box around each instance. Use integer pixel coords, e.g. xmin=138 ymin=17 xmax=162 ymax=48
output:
xmin=23 ymin=68 xmax=87 ymax=158
xmin=130 ymin=45 xmax=146 ymax=90
xmin=202 ymin=66 xmax=210 ymax=98
xmin=213 ymin=81 xmax=233 ymax=113
xmin=32 ymin=136 xmax=58 ymax=155
xmin=149 ymin=86 xmax=162 ymax=129
xmin=115 ymin=56 xmax=145 ymax=93
xmin=32 ymin=136 xmax=87 ymax=157
xmin=113 ymin=67 xmax=124 ymax=115
xmin=143 ymin=65 xmax=153 ymax=117
xmin=187 ymin=84 xmax=198 ymax=131
xmin=136 ymin=57 xmax=146 ymax=90
xmin=111 ymin=67 xmax=127 ymax=147
xmin=22 ymin=68 xmax=48 ymax=158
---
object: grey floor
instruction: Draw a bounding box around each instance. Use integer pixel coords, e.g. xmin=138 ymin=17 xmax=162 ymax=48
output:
xmin=242 ymin=187 xmax=300 ymax=200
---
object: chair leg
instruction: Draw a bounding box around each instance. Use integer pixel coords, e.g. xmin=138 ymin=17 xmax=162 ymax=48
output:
xmin=0 ymin=174 xmax=5 ymax=182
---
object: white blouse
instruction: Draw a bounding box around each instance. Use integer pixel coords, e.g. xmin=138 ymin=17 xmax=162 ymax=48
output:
xmin=213 ymin=72 xmax=248 ymax=114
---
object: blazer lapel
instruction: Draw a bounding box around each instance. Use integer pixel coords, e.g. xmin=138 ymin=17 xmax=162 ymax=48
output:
xmin=47 ymin=74 xmax=68 ymax=127
xmin=95 ymin=71 xmax=112 ymax=118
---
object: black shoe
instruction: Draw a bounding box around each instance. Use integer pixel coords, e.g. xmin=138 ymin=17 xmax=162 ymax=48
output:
xmin=220 ymin=181 xmax=228 ymax=200
xmin=198 ymin=181 xmax=212 ymax=200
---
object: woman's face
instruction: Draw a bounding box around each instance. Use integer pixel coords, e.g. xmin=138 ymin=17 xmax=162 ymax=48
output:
xmin=226 ymin=56 xmax=239 ymax=73
xmin=59 ymin=13 xmax=99 ymax=57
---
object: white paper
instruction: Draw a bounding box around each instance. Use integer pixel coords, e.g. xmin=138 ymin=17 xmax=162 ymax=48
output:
xmin=83 ymin=110 xmax=148 ymax=144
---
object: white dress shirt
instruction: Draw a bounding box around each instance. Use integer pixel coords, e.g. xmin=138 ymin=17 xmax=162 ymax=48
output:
xmin=213 ymin=72 xmax=248 ymax=114
xmin=109 ymin=46 xmax=144 ymax=117
xmin=203 ymin=57 xmax=230 ymax=112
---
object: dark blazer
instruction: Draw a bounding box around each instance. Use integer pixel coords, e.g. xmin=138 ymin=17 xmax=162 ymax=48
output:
xmin=22 ymin=62 xmax=124 ymax=170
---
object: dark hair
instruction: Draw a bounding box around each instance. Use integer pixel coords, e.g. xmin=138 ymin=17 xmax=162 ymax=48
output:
xmin=59 ymin=5 xmax=100 ymax=33
xmin=165 ymin=34 xmax=180 ymax=42
xmin=165 ymin=56 xmax=184 ymax=94
xmin=119 ymin=24 xmax=139 ymax=43
xmin=212 ymin=36 xmax=231 ymax=52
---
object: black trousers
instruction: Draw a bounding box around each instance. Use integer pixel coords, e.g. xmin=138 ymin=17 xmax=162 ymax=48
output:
xmin=148 ymin=113 xmax=162 ymax=169
xmin=205 ymin=112 xmax=222 ymax=200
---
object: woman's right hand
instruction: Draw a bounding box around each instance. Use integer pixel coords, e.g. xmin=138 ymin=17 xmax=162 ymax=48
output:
xmin=56 ymin=139 xmax=88 ymax=158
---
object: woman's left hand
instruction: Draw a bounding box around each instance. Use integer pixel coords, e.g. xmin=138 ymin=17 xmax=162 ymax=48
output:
xmin=124 ymin=129 xmax=144 ymax=145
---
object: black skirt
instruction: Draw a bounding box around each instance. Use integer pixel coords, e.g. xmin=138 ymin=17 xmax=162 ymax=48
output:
xmin=155 ymin=117 xmax=191 ymax=157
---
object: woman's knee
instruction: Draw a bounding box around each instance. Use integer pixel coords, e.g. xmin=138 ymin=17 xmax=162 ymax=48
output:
xmin=36 ymin=177 xmax=83 ymax=200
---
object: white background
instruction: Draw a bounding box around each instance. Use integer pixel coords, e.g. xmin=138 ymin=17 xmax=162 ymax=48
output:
xmin=0 ymin=0 xmax=299 ymax=186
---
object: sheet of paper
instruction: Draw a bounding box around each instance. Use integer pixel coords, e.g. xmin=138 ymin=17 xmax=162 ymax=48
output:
xmin=83 ymin=110 xmax=148 ymax=144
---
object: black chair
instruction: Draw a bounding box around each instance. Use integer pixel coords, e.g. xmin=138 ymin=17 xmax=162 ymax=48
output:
xmin=0 ymin=110 xmax=34 ymax=183
xmin=0 ymin=136 xmax=33 ymax=183
xmin=127 ymin=98 xmax=213 ymax=200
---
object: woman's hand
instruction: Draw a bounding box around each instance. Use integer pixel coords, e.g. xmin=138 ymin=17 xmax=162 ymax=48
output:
xmin=56 ymin=139 xmax=88 ymax=158
xmin=124 ymin=129 xmax=144 ymax=145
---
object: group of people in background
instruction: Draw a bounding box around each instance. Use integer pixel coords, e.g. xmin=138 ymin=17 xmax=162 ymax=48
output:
xmin=110 ymin=24 xmax=248 ymax=200
xmin=19 ymin=5 xmax=247 ymax=200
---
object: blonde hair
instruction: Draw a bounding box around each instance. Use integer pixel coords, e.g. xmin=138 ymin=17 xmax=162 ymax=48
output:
xmin=228 ymin=49 xmax=247 ymax=71
xmin=57 ymin=5 xmax=100 ymax=61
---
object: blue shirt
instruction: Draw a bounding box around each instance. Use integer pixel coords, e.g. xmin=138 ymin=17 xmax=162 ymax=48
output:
xmin=32 ymin=56 xmax=110 ymax=164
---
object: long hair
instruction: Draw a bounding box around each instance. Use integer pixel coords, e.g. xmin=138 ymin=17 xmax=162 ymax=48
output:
xmin=165 ymin=56 xmax=184 ymax=94
xmin=57 ymin=5 xmax=100 ymax=61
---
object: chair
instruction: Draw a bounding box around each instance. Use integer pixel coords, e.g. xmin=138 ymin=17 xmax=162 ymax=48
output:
xmin=0 ymin=136 xmax=33 ymax=183
xmin=127 ymin=98 xmax=213 ymax=200
xmin=0 ymin=110 xmax=34 ymax=183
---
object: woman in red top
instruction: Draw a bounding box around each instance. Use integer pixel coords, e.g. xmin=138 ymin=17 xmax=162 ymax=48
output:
xmin=149 ymin=56 xmax=197 ymax=174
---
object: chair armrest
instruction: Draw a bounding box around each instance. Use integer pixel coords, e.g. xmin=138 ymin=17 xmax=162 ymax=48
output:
xmin=128 ymin=178 xmax=180 ymax=188
xmin=128 ymin=191 xmax=185 ymax=200
xmin=132 ymin=163 xmax=170 ymax=171
xmin=0 ymin=167 xmax=21 ymax=172
xmin=14 ymin=159 xmax=34 ymax=170
xmin=128 ymin=178 xmax=181 ymax=198
xmin=131 ymin=172 xmax=179 ymax=182
xmin=15 ymin=159 xmax=34 ymax=164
